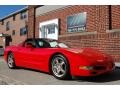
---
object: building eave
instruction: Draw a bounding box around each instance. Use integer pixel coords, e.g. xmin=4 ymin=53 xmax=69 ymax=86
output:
xmin=0 ymin=6 xmax=28 ymax=21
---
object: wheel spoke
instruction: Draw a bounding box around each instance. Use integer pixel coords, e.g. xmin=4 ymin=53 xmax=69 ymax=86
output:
xmin=10 ymin=61 xmax=13 ymax=65
xmin=9 ymin=55 xmax=13 ymax=59
xmin=53 ymin=66 xmax=57 ymax=73
xmin=55 ymin=59 xmax=59 ymax=64
xmin=8 ymin=59 xmax=12 ymax=66
xmin=56 ymin=69 xmax=61 ymax=74
xmin=53 ymin=65 xmax=57 ymax=70
xmin=60 ymin=67 xmax=65 ymax=73
xmin=60 ymin=61 xmax=65 ymax=66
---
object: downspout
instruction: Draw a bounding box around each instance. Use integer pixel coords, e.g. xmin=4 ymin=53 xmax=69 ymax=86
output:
xmin=108 ymin=5 xmax=112 ymax=30
xmin=33 ymin=7 xmax=36 ymax=38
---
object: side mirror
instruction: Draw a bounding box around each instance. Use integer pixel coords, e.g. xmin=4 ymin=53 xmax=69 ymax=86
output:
xmin=25 ymin=43 xmax=34 ymax=48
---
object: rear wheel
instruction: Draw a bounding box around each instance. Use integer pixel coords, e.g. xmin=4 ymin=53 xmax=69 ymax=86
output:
xmin=7 ymin=53 xmax=16 ymax=69
xmin=51 ymin=54 xmax=71 ymax=80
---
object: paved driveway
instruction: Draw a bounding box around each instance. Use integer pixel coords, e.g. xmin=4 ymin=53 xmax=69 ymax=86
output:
xmin=0 ymin=56 xmax=120 ymax=85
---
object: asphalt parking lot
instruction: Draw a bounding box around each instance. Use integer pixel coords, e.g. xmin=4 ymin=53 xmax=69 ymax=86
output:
xmin=0 ymin=56 xmax=120 ymax=85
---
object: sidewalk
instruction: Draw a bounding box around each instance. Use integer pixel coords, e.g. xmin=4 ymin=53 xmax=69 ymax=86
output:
xmin=0 ymin=57 xmax=26 ymax=85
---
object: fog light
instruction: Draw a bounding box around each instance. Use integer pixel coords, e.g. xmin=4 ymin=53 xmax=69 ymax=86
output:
xmin=79 ymin=66 xmax=93 ymax=70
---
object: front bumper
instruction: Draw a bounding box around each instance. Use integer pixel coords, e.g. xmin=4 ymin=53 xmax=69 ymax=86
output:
xmin=71 ymin=62 xmax=115 ymax=77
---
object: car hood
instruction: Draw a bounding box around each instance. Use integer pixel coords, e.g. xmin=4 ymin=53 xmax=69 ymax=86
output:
xmin=65 ymin=48 xmax=113 ymax=63
xmin=65 ymin=48 xmax=84 ymax=54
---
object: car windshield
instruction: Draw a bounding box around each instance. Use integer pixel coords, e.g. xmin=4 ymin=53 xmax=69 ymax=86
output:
xmin=49 ymin=40 xmax=69 ymax=48
xmin=36 ymin=39 xmax=69 ymax=48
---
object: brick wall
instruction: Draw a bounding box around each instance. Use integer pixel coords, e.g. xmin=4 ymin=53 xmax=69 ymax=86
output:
xmin=28 ymin=5 xmax=120 ymax=62
xmin=0 ymin=37 xmax=5 ymax=48
xmin=28 ymin=6 xmax=35 ymax=38
xmin=112 ymin=5 xmax=120 ymax=29
xmin=0 ymin=10 xmax=28 ymax=47
xmin=35 ymin=5 xmax=109 ymax=37
xmin=59 ymin=32 xmax=120 ymax=62
xmin=28 ymin=5 xmax=40 ymax=38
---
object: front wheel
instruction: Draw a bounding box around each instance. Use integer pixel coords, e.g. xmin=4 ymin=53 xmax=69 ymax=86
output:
xmin=51 ymin=54 xmax=71 ymax=80
xmin=7 ymin=53 xmax=16 ymax=69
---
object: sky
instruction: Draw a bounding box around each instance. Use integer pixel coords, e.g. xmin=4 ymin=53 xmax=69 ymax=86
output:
xmin=0 ymin=5 xmax=27 ymax=19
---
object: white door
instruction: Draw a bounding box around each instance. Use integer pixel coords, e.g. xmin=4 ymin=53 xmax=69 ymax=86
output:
xmin=39 ymin=19 xmax=59 ymax=40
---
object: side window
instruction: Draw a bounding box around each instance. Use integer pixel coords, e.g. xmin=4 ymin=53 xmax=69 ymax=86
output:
xmin=13 ymin=15 xmax=16 ymax=21
xmin=20 ymin=26 xmax=27 ymax=36
xmin=37 ymin=40 xmax=50 ymax=48
xmin=20 ymin=11 xmax=27 ymax=19
xmin=6 ymin=21 xmax=10 ymax=31
xmin=38 ymin=41 xmax=44 ymax=47
xmin=12 ymin=30 xmax=15 ymax=35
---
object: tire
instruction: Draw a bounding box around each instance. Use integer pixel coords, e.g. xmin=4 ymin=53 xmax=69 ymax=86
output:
xmin=51 ymin=54 xmax=71 ymax=80
xmin=7 ymin=53 xmax=16 ymax=69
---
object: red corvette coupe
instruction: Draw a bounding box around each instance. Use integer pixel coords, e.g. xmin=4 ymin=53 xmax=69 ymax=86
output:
xmin=4 ymin=38 xmax=115 ymax=79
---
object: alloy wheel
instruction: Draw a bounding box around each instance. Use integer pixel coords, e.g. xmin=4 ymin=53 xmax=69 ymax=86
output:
xmin=52 ymin=56 xmax=66 ymax=77
xmin=51 ymin=54 xmax=71 ymax=79
xmin=7 ymin=53 xmax=15 ymax=69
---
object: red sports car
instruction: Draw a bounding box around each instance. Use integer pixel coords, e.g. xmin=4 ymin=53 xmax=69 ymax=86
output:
xmin=4 ymin=38 xmax=115 ymax=79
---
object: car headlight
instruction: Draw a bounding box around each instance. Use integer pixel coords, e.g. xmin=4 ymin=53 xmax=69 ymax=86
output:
xmin=79 ymin=66 xmax=93 ymax=70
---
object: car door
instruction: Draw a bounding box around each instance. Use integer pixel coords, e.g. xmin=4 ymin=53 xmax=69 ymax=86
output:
xmin=16 ymin=39 xmax=51 ymax=72
xmin=32 ymin=39 xmax=53 ymax=71
xmin=15 ymin=39 xmax=37 ymax=68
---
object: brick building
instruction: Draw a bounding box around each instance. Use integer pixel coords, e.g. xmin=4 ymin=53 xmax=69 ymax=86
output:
xmin=0 ymin=5 xmax=120 ymax=62
xmin=28 ymin=5 xmax=120 ymax=62
xmin=0 ymin=7 xmax=28 ymax=48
